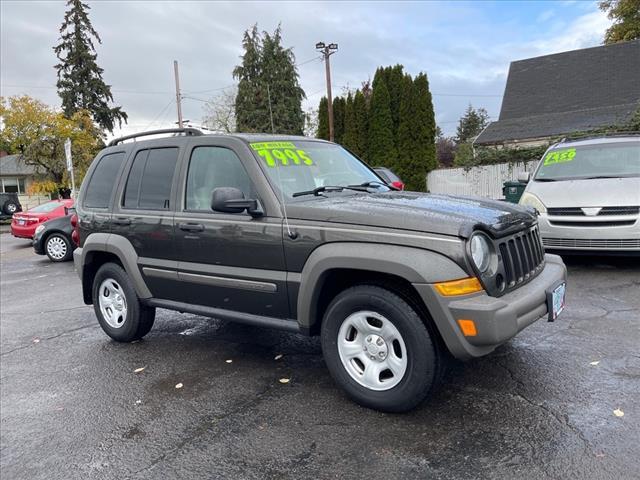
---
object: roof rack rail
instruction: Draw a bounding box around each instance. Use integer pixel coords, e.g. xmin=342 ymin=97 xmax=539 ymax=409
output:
xmin=107 ymin=128 xmax=203 ymax=147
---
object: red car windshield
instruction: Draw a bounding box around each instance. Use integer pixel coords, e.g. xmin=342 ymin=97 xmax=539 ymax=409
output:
xmin=28 ymin=201 xmax=64 ymax=213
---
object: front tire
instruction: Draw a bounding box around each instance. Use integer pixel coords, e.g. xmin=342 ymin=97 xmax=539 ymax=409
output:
xmin=92 ymin=263 xmax=155 ymax=342
xmin=321 ymin=285 xmax=441 ymax=412
xmin=45 ymin=233 xmax=73 ymax=262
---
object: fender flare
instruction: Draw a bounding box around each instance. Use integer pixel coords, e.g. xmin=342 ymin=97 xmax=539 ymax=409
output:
xmin=81 ymin=233 xmax=152 ymax=299
xmin=296 ymin=242 xmax=467 ymax=330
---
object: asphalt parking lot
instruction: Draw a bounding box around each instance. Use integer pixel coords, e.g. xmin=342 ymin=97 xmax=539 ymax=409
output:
xmin=1 ymin=232 xmax=639 ymax=480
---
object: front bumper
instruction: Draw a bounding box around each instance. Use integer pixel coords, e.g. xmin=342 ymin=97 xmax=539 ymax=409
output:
xmin=538 ymin=213 xmax=640 ymax=251
xmin=414 ymin=254 xmax=567 ymax=360
xmin=32 ymin=234 xmax=45 ymax=255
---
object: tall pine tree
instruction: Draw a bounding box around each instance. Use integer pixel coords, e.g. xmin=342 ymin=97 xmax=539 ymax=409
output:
xmin=353 ymin=90 xmax=369 ymax=161
xmin=384 ymin=70 xmax=437 ymax=191
xmin=368 ymin=80 xmax=396 ymax=168
xmin=332 ymin=96 xmax=346 ymax=144
xmin=342 ymin=93 xmax=358 ymax=153
xmin=54 ymin=0 xmax=127 ymax=132
xmin=317 ymin=97 xmax=329 ymax=140
xmin=233 ymin=24 xmax=305 ymax=134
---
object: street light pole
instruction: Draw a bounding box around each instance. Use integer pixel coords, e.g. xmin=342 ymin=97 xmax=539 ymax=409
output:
xmin=174 ymin=60 xmax=183 ymax=128
xmin=316 ymin=42 xmax=338 ymax=142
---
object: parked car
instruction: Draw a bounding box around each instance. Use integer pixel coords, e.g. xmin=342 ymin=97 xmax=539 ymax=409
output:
xmin=519 ymin=135 xmax=640 ymax=253
xmin=33 ymin=210 xmax=76 ymax=262
xmin=10 ymin=199 xmax=74 ymax=239
xmin=73 ymin=128 xmax=566 ymax=412
xmin=373 ymin=167 xmax=405 ymax=190
xmin=0 ymin=192 xmax=22 ymax=219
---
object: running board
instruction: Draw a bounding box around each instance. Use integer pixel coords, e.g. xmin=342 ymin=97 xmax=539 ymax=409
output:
xmin=146 ymin=299 xmax=301 ymax=333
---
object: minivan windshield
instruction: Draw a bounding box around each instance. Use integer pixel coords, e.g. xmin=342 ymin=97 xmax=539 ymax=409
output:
xmin=534 ymin=141 xmax=640 ymax=181
xmin=250 ymin=140 xmax=390 ymax=200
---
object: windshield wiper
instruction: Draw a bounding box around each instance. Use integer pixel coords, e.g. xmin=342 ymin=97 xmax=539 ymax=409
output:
xmin=349 ymin=180 xmax=396 ymax=190
xmin=535 ymin=178 xmax=558 ymax=182
xmin=292 ymin=185 xmax=369 ymax=198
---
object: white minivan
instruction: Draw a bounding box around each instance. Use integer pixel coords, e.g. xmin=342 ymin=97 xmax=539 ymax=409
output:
xmin=519 ymin=135 xmax=640 ymax=253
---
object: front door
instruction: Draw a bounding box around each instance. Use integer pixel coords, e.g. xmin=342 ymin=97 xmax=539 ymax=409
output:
xmin=173 ymin=142 xmax=289 ymax=318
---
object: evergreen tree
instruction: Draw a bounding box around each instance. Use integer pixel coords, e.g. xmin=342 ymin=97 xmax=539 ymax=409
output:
xmin=368 ymin=80 xmax=396 ymax=169
xmin=353 ymin=90 xmax=369 ymax=161
xmin=53 ymin=0 xmax=127 ymax=132
xmin=396 ymin=74 xmax=416 ymax=188
xmin=455 ymin=104 xmax=489 ymax=143
xmin=317 ymin=97 xmax=329 ymax=140
xmin=342 ymin=93 xmax=358 ymax=153
xmin=233 ymin=25 xmax=267 ymax=132
xmin=386 ymin=65 xmax=405 ymax=141
xmin=233 ymin=24 xmax=305 ymax=134
xmin=332 ymin=96 xmax=346 ymax=144
xmin=409 ymin=73 xmax=437 ymax=190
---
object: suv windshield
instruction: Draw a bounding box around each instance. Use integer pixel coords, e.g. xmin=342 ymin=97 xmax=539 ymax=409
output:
xmin=535 ymin=141 xmax=640 ymax=181
xmin=249 ymin=140 xmax=389 ymax=200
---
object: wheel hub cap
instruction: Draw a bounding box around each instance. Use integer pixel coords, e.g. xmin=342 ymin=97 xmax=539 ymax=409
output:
xmin=364 ymin=334 xmax=388 ymax=360
xmin=337 ymin=310 xmax=408 ymax=391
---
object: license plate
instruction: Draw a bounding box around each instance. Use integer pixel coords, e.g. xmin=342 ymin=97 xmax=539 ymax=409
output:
xmin=546 ymin=281 xmax=566 ymax=322
xmin=18 ymin=220 xmax=25 ymax=225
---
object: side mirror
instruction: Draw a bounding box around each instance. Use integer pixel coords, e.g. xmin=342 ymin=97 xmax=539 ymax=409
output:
xmin=211 ymin=187 xmax=262 ymax=217
xmin=517 ymin=171 xmax=531 ymax=183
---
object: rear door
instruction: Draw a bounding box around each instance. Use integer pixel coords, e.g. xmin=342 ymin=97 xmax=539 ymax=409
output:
xmin=173 ymin=137 xmax=289 ymax=318
xmin=110 ymin=142 xmax=183 ymax=300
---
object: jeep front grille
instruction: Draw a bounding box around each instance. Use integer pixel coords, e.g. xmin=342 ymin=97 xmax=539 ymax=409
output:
xmin=497 ymin=225 xmax=545 ymax=289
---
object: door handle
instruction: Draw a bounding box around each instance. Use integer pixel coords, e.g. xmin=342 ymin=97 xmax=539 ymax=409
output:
xmin=113 ymin=217 xmax=131 ymax=226
xmin=178 ymin=222 xmax=204 ymax=232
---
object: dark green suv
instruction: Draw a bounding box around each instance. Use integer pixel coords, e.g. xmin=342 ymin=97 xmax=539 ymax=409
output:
xmin=74 ymin=128 xmax=567 ymax=412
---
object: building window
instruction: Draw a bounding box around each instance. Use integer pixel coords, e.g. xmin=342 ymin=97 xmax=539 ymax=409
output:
xmin=1 ymin=177 xmax=26 ymax=194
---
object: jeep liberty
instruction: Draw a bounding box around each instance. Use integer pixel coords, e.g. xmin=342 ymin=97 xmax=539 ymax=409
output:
xmin=73 ymin=128 xmax=567 ymax=412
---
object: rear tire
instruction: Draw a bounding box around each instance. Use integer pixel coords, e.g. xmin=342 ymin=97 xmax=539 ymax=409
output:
xmin=2 ymin=200 xmax=18 ymax=215
xmin=92 ymin=262 xmax=155 ymax=342
xmin=321 ymin=284 xmax=441 ymax=413
xmin=45 ymin=233 xmax=73 ymax=262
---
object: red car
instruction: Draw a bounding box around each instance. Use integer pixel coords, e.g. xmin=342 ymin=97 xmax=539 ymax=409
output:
xmin=11 ymin=199 xmax=75 ymax=239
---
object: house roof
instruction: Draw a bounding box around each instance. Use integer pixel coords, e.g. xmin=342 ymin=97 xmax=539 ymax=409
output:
xmin=0 ymin=154 xmax=40 ymax=176
xmin=476 ymin=40 xmax=640 ymax=145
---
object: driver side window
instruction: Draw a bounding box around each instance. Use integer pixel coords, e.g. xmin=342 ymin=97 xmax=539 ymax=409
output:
xmin=185 ymin=146 xmax=254 ymax=212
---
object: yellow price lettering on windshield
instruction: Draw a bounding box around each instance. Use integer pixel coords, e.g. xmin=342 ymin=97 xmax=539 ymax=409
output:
xmin=544 ymin=148 xmax=576 ymax=166
xmin=250 ymin=142 xmax=313 ymax=168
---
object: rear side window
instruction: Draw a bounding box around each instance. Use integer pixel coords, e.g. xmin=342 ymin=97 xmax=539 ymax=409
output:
xmin=123 ymin=148 xmax=178 ymax=210
xmin=84 ymin=152 xmax=126 ymax=208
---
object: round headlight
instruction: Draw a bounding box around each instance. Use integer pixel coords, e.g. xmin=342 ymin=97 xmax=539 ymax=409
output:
xmin=470 ymin=233 xmax=491 ymax=272
xmin=35 ymin=225 xmax=45 ymax=235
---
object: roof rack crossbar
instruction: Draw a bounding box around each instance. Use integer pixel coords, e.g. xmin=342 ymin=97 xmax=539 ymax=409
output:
xmin=107 ymin=128 xmax=203 ymax=147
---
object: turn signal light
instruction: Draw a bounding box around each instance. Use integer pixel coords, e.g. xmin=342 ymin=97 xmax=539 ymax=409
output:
xmin=457 ymin=319 xmax=477 ymax=337
xmin=434 ymin=277 xmax=483 ymax=296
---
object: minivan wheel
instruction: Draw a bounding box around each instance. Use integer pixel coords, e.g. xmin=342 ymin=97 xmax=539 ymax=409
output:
xmin=321 ymin=284 xmax=439 ymax=413
xmin=92 ymin=263 xmax=155 ymax=342
xmin=45 ymin=233 xmax=72 ymax=262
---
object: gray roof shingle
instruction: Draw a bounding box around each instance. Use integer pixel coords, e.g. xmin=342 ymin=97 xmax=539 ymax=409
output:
xmin=476 ymin=40 xmax=640 ymax=145
xmin=0 ymin=154 xmax=40 ymax=176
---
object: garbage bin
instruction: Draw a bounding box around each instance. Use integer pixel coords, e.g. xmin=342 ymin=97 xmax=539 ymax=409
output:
xmin=502 ymin=180 xmax=527 ymax=203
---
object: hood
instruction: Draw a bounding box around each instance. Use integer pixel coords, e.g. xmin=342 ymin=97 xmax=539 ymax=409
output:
xmin=286 ymin=192 xmax=536 ymax=238
xmin=527 ymin=177 xmax=640 ymax=208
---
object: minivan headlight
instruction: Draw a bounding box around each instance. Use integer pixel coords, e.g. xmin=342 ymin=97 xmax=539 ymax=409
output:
xmin=470 ymin=232 xmax=491 ymax=273
xmin=519 ymin=192 xmax=547 ymax=213
xmin=35 ymin=225 xmax=45 ymax=235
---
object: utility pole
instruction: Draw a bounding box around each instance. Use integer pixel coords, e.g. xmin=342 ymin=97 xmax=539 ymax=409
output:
xmin=315 ymin=42 xmax=338 ymax=142
xmin=173 ymin=60 xmax=183 ymax=128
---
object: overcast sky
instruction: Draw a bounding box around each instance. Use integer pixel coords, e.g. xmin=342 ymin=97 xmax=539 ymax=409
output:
xmin=1 ymin=0 xmax=611 ymax=139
